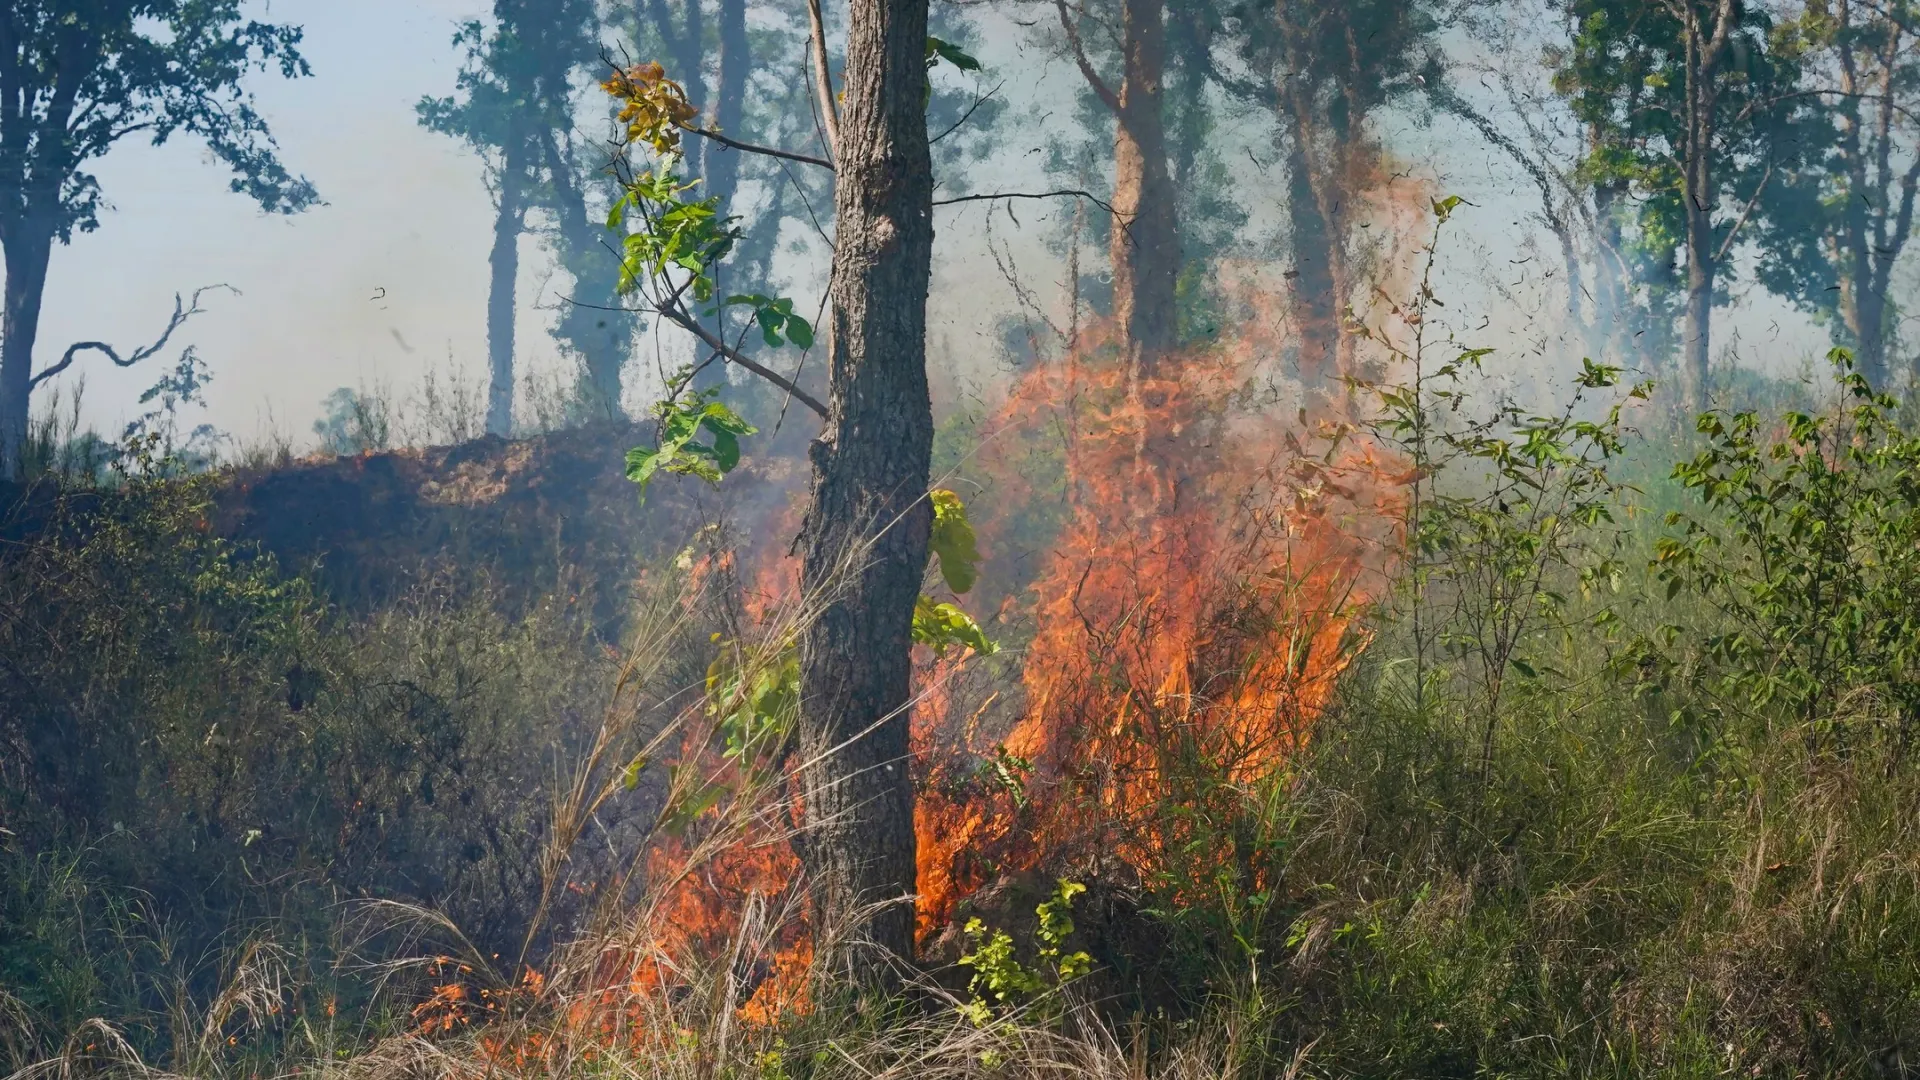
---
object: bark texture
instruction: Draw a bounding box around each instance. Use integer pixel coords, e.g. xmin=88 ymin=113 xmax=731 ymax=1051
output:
xmin=795 ymin=0 xmax=934 ymax=979
xmin=1057 ymin=0 xmax=1178 ymax=366
xmin=0 ymin=221 xmax=53 ymax=478
xmin=1108 ymin=0 xmax=1178 ymax=363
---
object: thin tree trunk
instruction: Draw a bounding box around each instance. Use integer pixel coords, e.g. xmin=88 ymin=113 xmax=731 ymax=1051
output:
xmin=795 ymin=0 xmax=934 ymax=981
xmin=486 ymin=147 xmax=526 ymax=438
xmin=1682 ymin=177 xmax=1713 ymax=412
xmin=545 ymin=131 xmax=633 ymax=419
xmin=1675 ymin=0 xmax=1735 ymax=414
xmin=1109 ymin=0 xmax=1177 ymax=367
xmin=1285 ymin=137 xmax=1337 ymax=383
xmin=0 ymin=220 xmax=53 ymax=478
xmin=697 ymin=0 xmax=749 ymax=389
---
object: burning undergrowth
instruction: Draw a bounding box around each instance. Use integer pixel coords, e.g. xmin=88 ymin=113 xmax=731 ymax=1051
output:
xmin=401 ymin=290 xmax=1413 ymax=1052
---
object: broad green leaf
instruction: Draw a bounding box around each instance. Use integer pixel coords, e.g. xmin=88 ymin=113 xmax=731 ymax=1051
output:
xmin=913 ymin=595 xmax=997 ymax=657
xmin=929 ymin=489 xmax=982 ymax=594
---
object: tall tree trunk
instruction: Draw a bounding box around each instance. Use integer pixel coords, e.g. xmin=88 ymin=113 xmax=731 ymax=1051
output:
xmin=696 ymin=0 xmax=749 ymax=390
xmin=794 ymin=0 xmax=934 ymax=980
xmin=1680 ymin=101 xmax=1714 ymax=413
xmin=1109 ymin=0 xmax=1177 ymax=367
xmin=1676 ymin=0 xmax=1735 ymax=414
xmin=545 ymin=132 xmax=634 ymax=419
xmin=486 ymin=146 xmax=526 ymax=438
xmin=1285 ymin=137 xmax=1337 ymax=383
xmin=1682 ymin=179 xmax=1713 ymax=413
xmin=0 ymin=220 xmax=53 ymax=478
xmin=1592 ymin=176 xmax=1629 ymax=367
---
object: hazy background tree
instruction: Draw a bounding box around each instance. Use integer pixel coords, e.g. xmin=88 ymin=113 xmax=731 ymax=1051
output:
xmin=0 ymin=1 xmax=317 ymax=476
xmin=1223 ymin=0 xmax=1445 ymax=385
xmin=419 ymin=0 xmax=601 ymax=435
xmin=1553 ymin=0 xmax=1819 ymax=410
xmin=1756 ymin=0 xmax=1920 ymax=388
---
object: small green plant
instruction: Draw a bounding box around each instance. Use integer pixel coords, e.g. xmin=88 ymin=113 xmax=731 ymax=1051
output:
xmin=1360 ymin=196 xmax=1642 ymax=781
xmin=1656 ymin=347 xmax=1920 ymax=738
xmin=956 ymin=879 xmax=1092 ymax=1026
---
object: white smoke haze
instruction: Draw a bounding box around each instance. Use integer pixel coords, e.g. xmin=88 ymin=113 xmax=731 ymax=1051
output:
xmin=24 ymin=0 xmax=1865 ymax=451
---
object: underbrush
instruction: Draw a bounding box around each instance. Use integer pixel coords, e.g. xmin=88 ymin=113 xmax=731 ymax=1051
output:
xmin=11 ymin=344 xmax=1920 ymax=1079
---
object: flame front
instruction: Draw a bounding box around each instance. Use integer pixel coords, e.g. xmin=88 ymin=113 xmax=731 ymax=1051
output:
xmin=912 ymin=307 xmax=1402 ymax=939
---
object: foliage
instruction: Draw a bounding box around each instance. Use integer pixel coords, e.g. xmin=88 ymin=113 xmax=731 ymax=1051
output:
xmin=911 ymin=596 xmax=997 ymax=658
xmin=0 ymin=462 xmax=636 ymax=1060
xmin=1550 ymin=0 xmax=1825 ymax=356
xmin=607 ymin=169 xmax=737 ymax=305
xmin=0 ymin=0 xmax=318 ymax=242
xmin=625 ymin=388 xmax=758 ymax=499
xmin=914 ymin=489 xmax=996 ymax=657
xmin=313 ymin=386 xmax=393 ymax=456
xmin=1364 ymin=202 xmax=1643 ymax=743
xmin=956 ymin=879 xmax=1093 ymax=1026
xmin=1655 ymin=347 xmax=1920 ymax=735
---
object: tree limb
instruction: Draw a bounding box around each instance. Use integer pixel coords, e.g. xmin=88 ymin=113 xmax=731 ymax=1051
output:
xmin=931 ymin=82 xmax=1004 ymax=145
xmin=935 ymin=188 xmax=1134 ymax=241
xmin=806 ymin=0 xmax=841 ymax=157
xmin=656 ymin=300 xmax=828 ymax=417
xmin=1054 ymin=0 xmax=1122 ymax=115
xmin=681 ymin=122 xmax=834 ymax=170
xmin=1714 ymin=160 xmax=1775 ymax=263
xmin=30 ymin=285 xmax=237 ymax=392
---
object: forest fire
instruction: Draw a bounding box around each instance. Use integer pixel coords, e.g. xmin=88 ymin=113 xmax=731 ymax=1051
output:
xmin=610 ymin=302 xmax=1402 ymax=1018
xmin=912 ymin=317 xmax=1400 ymax=938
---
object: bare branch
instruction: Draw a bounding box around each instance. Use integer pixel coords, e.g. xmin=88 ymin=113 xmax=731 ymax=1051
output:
xmin=934 ymin=187 xmax=1119 ymax=215
xmin=1054 ymin=0 xmax=1122 ymax=115
xmin=931 ymin=82 xmax=1004 ymax=145
xmin=806 ymin=0 xmax=841 ymax=157
xmin=30 ymin=285 xmax=238 ymax=392
xmin=682 ymin=122 xmax=834 ymax=171
xmin=936 ymin=188 xmax=1128 ymax=240
xmin=1714 ymin=160 xmax=1775 ymax=263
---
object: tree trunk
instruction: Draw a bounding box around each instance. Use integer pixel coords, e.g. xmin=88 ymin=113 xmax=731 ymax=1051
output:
xmin=486 ymin=146 xmax=526 ymax=438
xmin=794 ymin=0 xmax=934 ymax=981
xmin=1285 ymin=137 xmax=1337 ymax=384
xmin=1592 ymin=176 xmax=1629 ymax=366
xmin=1682 ymin=181 xmax=1713 ymax=413
xmin=0 ymin=220 xmax=54 ymax=478
xmin=696 ymin=0 xmax=750 ymax=390
xmin=1109 ymin=0 xmax=1177 ymax=367
xmin=545 ymin=132 xmax=635 ymax=419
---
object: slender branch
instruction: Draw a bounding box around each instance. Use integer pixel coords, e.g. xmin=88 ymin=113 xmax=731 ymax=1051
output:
xmin=929 ymin=188 xmax=1121 ymax=240
xmin=1714 ymin=160 xmax=1775 ymax=263
xmin=681 ymin=122 xmax=834 ymax=171
xmin=931 ymin=82 xmax=1004 ymax=145
xmin=806 ymin=0 xmax=841 ymax=157
xmin=934 ymin=188 xmax=1118 ymax=215
xmin=30 ymin=285 xmax=237 ymax=392
xmin=657 ymin=301 xmax=828 ymax=417
xmin=1054 ymin=0 xmax=1122 ymax=115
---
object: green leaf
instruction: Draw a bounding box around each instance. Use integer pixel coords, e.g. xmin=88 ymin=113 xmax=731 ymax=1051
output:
xmin=785 ymin=314 xmax=814 ymax=350
xmin=913 ymin=596 xmax=997 ymax=657
xmin=621 ymin=753 xmax=649 ymax=791
xmin=926 ymin=36 xmax=983 ymax=72
xmin=929 ymin=489 xmax=982 ymax=594
xmin=627 ymin=390 xmax=760 ymax=504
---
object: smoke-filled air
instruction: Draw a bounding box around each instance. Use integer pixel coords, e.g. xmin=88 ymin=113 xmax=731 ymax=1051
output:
xmin=13 ymin=0 xmax=1920 ymax=1076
